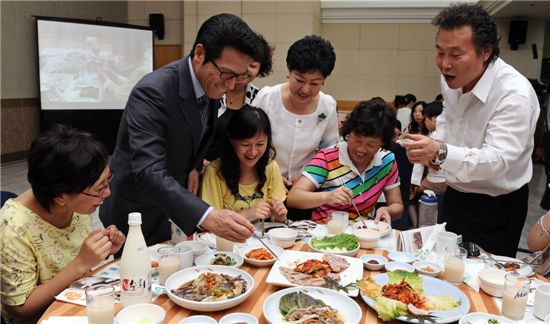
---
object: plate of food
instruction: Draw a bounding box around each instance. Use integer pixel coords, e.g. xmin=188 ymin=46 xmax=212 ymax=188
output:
xmin=263 ymin=286 xmax=362 ymax=324
xmin=194 ymin=252 xmax=243 ymax=268
xmin=307 ymin=233 xmax=360 ymax=256
xmin=458 ymin=312 xmax=513 ymax=324
xmin=265 ymin=250 xmax=363 ymax=297
xmin=484 ymin=255 xmax=533 ymax=277
xmin=358 ymin=271 xmax=469 ymax=323
xmin=235 ymin=244 xmax=283 ymax=267
xmin=166 ymin=265 xmax=254 ymax=312
xmin=352 ymin=220 xmax=392 ymax=237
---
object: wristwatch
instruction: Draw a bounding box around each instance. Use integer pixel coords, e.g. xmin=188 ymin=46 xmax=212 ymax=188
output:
xmin=432 ymin=141 xmax=447 ymax=165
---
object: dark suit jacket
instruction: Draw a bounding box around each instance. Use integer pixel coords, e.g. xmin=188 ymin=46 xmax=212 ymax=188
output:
xmin=99 ymin=57 xmax=218 ymax=246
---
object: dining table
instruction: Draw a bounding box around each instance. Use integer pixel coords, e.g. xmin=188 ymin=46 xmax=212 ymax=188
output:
xmin=39 ymin=239 xmax=511 ymax=324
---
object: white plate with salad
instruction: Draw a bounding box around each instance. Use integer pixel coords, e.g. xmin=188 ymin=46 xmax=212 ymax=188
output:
xmin=265 ymin=250 xmax=363 ymax=296
xmin=307 ymin=233 xmax=360 ymax=256
xmin=458 ymin=312 xmax=513 ymax=324
xmin=359 ymin=271 xmax=470 ymax=323
xmin=263 ymin=286 xmax=362 ymax=324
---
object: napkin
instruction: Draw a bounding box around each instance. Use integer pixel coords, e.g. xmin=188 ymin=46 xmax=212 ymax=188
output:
xmin=463 ymin=259 xmax=487 ymax=292
xmin=377 ymin=230 xmax=398 ymax=251
xmin=41 ymin=316 xmax=88 ymax=324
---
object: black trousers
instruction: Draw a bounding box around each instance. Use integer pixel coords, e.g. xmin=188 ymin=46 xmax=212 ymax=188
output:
xmin=442 ymin=184 xmax=529 ymax=257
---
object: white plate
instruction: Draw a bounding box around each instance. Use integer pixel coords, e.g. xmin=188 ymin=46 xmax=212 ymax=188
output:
xmin=219 ymin=313 xmax=258 ymax=324
xmin=263 ymin=286 xmax=362 ymax=324
xmin=235 ymin=243 xmax=283 ymax=267
xmin=166 ymin=265 xmax=254 ymax=312
xmin=265 ymin=250 xmax=363 ymax=297
xmin=458 ymin=312 xmax=513 ymax=324
xmin=307 ymin=237 xmax=360 ymax=257
xmin=352 ymin=220 xmax=392 ymax=237
xmin=194 ymin=252 xmax=243 ymax=268
xmin=490 ymin=255 xmax=533 ymax=277
xmin=179 ymin=315 xmax=217 ymax=324
xmin=388 ymin=251 xmax=416 ymax=263
xmin=361 ymin=273 xmax=470 ymax=323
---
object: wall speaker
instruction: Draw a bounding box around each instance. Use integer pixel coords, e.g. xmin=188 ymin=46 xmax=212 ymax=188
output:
xmin=508 ymin=20 xmax=527 ymax=50
xmin=149 ymin=13 xmax=165 ymax=40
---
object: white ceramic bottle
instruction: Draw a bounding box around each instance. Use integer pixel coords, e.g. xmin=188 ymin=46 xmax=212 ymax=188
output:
xmin=119 ymin=212 xmax=152 ymax=307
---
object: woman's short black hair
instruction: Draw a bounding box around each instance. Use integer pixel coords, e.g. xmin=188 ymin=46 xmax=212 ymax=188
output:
xmin=341 ymin=99 xmax=396 ymax=150
xmin=256 ymin=33 xmax=274 ymax=78
xmin=220 ymin=105 xmax=276 ymax=196
xmin=432 ymin=3 xmax=500 ymax=65
xmin=286 ymin=35 xmax=336 ymax=78
xmin=424 ymin=101 xmax=444 ymax=119
xmin=27 ymin=124 xmax=109 ymax=211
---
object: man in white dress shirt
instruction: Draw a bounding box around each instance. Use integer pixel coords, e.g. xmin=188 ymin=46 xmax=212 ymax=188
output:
xmin=400 ymin=3 xmax=540 ymax=257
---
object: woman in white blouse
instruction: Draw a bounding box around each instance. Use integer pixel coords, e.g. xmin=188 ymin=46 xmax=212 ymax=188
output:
xmin=253 ymin=35 xmax=339 ymax=202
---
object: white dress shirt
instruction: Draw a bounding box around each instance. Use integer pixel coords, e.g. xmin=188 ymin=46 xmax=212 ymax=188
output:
xmin=437 ymin=58 xmax=540 ymax=196
xmin=253 ymin=83 xmax=339 ymax=179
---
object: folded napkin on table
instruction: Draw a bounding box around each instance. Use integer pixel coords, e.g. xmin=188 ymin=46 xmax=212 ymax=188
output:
xmin=463 ymin=259 xmax=486 ymax=292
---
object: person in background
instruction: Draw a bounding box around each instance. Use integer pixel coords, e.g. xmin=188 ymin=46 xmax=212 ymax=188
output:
xmin=400 ymin=3 xmax=540 ymax=257
xmin=408 ymin=101 xmax=447 ymax=227
xmin=205 ymin=35 xmax=273 ymax=162
xmin=201 ymin=105 xmax=287 ymax=222
xmin=0 ymin=125 xmax=125 ymax=324
xmin=253 ymin=35 xmax=339 ymax=220
xmin=287 ymin=99 xmax=403 ymax=225
xmin=99 ymin=14 xmax=267 ymax=248
xmin=395 ymin=94 xmax=416 ymax=133
xmin=528 ymin=209 xmax=550 ymax=252
xmin=406 ymin=101 xmax=429 ymax=135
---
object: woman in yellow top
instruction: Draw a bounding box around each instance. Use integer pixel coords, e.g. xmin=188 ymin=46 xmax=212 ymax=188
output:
xmin=0 ymin=125 xmax=125 ymax=324
xmin=201 ymin=105 xmax=287 ymax=222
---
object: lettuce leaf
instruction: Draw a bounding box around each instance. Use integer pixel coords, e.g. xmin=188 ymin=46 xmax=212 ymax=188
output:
xmin=279 ymin=291 xmax=327 ymax=316
xmin=310 ymin=233 xmax=359 ymax=251
xmin=374 ymin=296 xmax=408 ymax=321
xmin=387 ymin=271 xmax=424 ymax=294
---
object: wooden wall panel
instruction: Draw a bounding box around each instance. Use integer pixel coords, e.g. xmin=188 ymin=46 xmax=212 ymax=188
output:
xmin=154 ymin=45 xmax=182 ymax=69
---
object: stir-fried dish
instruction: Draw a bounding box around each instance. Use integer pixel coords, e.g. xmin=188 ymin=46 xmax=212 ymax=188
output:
xmin=279 ymin=291 xmax=344 ymax=324
xmin=358 ymin=271 xmax=459 ymax=321
xmin=245 ymin=248 xmax=274 ymax=260
xmin=171 ymin=272 xmax=246 ymax=302
xmin=210 ymin=253 xmax=237 ymax=266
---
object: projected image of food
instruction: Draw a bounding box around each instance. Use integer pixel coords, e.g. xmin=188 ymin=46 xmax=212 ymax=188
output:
xmin=37 ymin=19 xmax=153 ymax=110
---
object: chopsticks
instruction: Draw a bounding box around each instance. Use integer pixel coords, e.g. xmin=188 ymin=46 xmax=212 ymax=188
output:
xmin=224 ymin=204 xmax=279 ymax=260
xmin=338 ymin=178 xmax=369 ymax=228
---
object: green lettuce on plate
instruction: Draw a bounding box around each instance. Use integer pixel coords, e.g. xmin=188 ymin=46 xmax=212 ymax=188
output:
xmin=310 ymin=233 xmax=359 ymax=251
xmin=374 ymin=296 xmax=408 ymax=321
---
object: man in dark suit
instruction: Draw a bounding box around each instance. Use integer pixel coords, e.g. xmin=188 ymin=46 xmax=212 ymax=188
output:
xmin=100 ymin=14 xmax=269 ymax=247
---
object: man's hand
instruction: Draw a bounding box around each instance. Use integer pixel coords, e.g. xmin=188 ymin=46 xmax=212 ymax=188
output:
xmin=374 ymin=206 xmax=392 ymax=224
xmin=202 ymin=209 xmax=255 ymax=242
xmin=399 ymin=133 xmax=440 ymax=165
xmin=104 ymin=225 xmax=126 ymax=255
xmin=187 ymin=169 xmax=200 ymax=195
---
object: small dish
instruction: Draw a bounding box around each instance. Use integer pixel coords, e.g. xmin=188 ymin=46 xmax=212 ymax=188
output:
xmin=413 ymin=261 xmax=442 ymax=277
xmin=458 ymin=312 xmax=513 ymax=324
xmin=116 ymin=303 xmax=165 ymax=324
xmin=478 ymin=268 xmax=507 ymax=297
xmin=385 ymin=261 xmax=414 ymax=273
xmin=239 ymin=244 xmax=283 ymax=267
xmin=194 ymin=252 xmax=243 ymax=268
xmin=352 ymin=228 xmax=381 ymax=249
xmin=360 ymin=254 xmax=387 ymax=271
xmin=268 ymin=228 xmax=298 ymax=248
xmin=219 ymin=313 xmax=258 ymax=324
xmin=352 ymin=220 xmax=392 ymax=236
xmin=175 ymin=241 xmax=208 ymax=257
xmin=179 ymin=315 xmax=218 ymax=324
xmin=388 ymin=251 xmax=416 ymax=263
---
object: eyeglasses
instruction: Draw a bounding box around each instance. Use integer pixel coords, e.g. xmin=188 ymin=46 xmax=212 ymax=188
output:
xmin=81 ymin=173 xmax=113 ymax=198
xmin=210 ymin=59 xmax=250 ymax=81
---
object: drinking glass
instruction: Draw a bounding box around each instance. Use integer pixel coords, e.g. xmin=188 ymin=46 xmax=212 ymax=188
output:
xmin=534 ymin=284 xmax=550 ymax=320
xmin=328 ymin=211 xmax=348 ymax=235
xmin=435 ymin=231 xmax=458 ymax=256
xmin=502 ymin=273 xmax=530 ymax=321
xmin=442 ymin=246 xmax=467 ymax=285
xmin=158 ymin=246 xmax=180 ymax=285
xmin=216 ymin=235 xmax=235 ymax=252
xmin=86 ymin=284 xmax=114 ymax=324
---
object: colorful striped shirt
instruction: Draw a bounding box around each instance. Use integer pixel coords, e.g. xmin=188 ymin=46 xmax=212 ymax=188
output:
xmin=302 ymin=142 xmax=400 ymax=223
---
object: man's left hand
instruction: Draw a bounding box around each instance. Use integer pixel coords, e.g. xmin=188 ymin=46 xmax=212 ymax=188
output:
xmin=187 ymin=169 xmax=200 ymax=195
